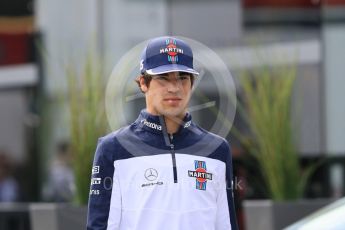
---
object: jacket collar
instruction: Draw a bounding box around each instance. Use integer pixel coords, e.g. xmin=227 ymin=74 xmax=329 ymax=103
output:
xmin=135 ymin=109 xmax=193 ymax=135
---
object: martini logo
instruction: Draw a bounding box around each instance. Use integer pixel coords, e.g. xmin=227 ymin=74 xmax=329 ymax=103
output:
xmin=159 ymin=39 xmax=184 ymax=63
xmin=188 ymin=160 xmax=213 ymax=190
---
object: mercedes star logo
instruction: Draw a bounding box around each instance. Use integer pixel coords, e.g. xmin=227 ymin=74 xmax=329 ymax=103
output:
xmin=144 ymin=168 xmax=158 ymax=181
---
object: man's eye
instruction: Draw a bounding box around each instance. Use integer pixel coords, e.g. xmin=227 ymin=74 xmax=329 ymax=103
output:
xmin=179 ymin=76 xmax=189 ymax=80
xmin=178 ymin=74 xmax=190 ymax=81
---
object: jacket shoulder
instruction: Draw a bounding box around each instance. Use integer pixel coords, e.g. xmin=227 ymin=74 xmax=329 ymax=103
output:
xmin=96 ymin=125 xmax=133 ymax=160
xmin=98 ymin=124 xmax=133 ymax=144
xmin=193 ymin=126 xmax=231 ymax=162
xmin=196 ymin=125 xmax=230 ymax=147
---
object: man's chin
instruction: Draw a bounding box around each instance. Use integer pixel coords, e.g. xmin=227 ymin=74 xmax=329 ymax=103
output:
xmin=157 ymin=107 xmax=186 ymax=118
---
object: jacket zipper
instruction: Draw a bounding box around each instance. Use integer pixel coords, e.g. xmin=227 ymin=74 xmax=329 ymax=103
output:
xmin=169 ymin=134 xmax=178 ymax=183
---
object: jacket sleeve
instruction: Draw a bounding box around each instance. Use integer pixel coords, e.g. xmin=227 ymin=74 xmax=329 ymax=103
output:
xmin=87 ymin=137 xmax=121 ymax=230
xmin=216 ymin=141 xmax=238 ymax=230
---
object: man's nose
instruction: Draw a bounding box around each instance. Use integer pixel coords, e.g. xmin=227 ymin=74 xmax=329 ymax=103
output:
xmin=167 ymin=78 xmax=182 ymax=92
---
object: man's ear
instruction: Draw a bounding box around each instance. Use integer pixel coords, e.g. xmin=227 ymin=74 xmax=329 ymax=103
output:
xmin=139 ymin=76 xmax=148 ymax=93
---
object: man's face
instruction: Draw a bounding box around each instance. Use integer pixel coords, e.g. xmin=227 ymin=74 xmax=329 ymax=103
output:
xmin=140 ymin=72 xmax=193 ymax=119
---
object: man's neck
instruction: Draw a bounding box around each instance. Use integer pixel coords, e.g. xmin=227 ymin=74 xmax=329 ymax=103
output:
xmin=145 ymin=108 xmax=186 ymax=134
xmin=164 ymin=114 xmax=185 ymax=135
xmin=164 ymin=117 xmax=179 ymax=135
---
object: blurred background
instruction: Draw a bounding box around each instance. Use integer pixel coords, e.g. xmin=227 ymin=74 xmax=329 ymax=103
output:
xmin=0 ymin=0 xmax=345 ymax=229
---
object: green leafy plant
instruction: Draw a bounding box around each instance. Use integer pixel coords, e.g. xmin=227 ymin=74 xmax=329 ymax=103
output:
xmin=233 ymin=64 xmax=316 ymax=201
xmin=66 ymin=56 xmax=107 ymax=204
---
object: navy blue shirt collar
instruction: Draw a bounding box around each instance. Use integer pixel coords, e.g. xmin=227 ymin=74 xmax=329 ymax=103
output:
xmin=135 ymin=109 xmax=193 ymax=135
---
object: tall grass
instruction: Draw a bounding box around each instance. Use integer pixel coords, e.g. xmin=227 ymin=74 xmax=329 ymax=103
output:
xmin=235 ymin=64 xmax=313 ymax=200
xmin=66 ymin=56 xmax=107 ymax=204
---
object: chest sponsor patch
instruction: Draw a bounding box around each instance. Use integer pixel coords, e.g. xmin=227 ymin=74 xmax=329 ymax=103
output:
xmin=188 ymin=160 xmax=213 ymax=190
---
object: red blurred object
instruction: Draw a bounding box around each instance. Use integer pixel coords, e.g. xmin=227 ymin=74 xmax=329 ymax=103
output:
xmin=325 ymin=0 xmax=345 ymax=5
xmin=0 ymin=33 xmax=32 ymax=66
xmin=244 ymin=0 xmax=320 ymax=8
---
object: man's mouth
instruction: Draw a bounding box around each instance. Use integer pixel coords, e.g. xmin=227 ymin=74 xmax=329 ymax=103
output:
xmin=164 ymin=97 xmax=182 ymax=101
xmin=163 ymin=98 xmax=182 ymax=106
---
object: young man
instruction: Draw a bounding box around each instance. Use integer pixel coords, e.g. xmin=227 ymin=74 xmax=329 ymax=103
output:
xmin=87 ymin=36 xmax=238 ymax=230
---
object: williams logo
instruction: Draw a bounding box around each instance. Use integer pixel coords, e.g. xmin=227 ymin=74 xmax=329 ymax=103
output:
xmin=188 ymin=160 xmax=212 ymax=190
xmin=160 ymin=38 xmax=183 ymax=63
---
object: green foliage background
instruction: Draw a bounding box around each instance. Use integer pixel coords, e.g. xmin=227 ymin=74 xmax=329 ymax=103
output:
xmin=234 ymin=64 xmax=316 ymax=201
xmin=67 ymin=57 xmax=107 ymax=204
